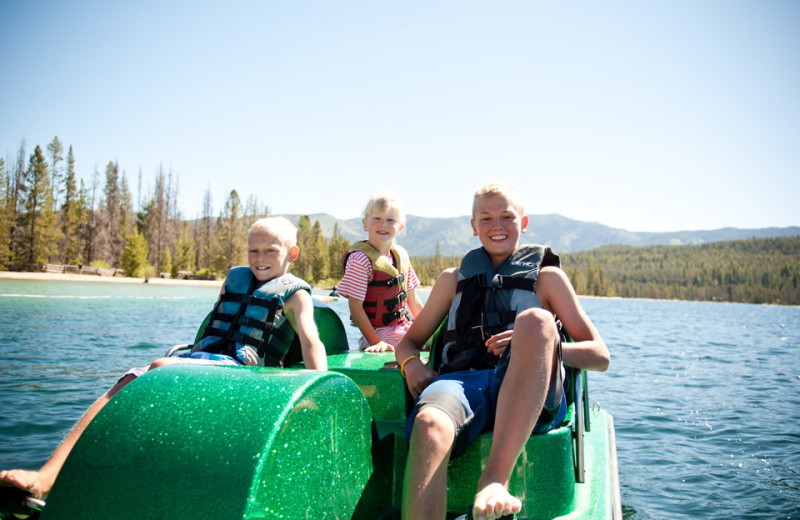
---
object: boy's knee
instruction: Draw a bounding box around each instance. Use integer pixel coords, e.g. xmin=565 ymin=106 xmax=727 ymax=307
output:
xmin=514 ymin=308 xmax=558 ymax=340
xmin=413 ymin=407 xmax=456 ymax=448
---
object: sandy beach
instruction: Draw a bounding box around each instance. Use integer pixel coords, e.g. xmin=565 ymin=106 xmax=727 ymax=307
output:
xmin=0 ymin=270 xmax=225 ymax=287
xmin=0 ymin=271 xmax=429 ymax=297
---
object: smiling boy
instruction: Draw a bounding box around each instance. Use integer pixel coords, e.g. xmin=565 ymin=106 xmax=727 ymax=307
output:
xmin=169 ymin=216 xmax=328 ymax=369
xmin=395 ymin=183 xmax=610 ymax=520
xmin=0 ymin=216 xmax=326 ymax=503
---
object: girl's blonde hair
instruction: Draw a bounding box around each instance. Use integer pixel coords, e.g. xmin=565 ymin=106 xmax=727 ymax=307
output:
xmin=472 ymin=182 xmax=525 ymax=218
xmin=362 ymin=191 xmax=406 ymax=226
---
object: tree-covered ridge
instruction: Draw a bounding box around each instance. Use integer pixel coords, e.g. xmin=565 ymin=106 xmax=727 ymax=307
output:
xmin=559 ymin=237 xmax=800 ymax=305
xmin=3 ymin=136 xmax=798 ymax=305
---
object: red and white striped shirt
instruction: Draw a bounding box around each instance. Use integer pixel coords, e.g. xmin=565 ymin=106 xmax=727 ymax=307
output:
xmin=338 ymin=250 xmax=421 ymax=348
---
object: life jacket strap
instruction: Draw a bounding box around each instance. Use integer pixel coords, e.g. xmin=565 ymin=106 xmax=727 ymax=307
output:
xmin=362 ymin=290 xmax=408 ymax=326
xmin=382 ymin=290 xmax=407 ymax=309
xmin=368 ymin=272 xmax=405 ymax=288
xmin=455 ymin=274 xmax=536 ymax=293
xmin=443 ymin=310 xmax=516 ymax=344
xmin=203 ymin=291 xmax=287 ymax=363
xmin=381 ymin=307 xmax=409 ymax=327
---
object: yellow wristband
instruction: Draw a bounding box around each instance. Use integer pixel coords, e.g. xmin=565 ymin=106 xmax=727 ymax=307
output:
xmin=399 ymin=355 xmax=421 ymax=379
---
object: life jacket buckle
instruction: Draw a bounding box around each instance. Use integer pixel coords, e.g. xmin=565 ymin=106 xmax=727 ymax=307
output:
xmin=490 ymin=274 xmax=503 ymax=288
xmin=385 ymin=273 xmax=405 ymax=288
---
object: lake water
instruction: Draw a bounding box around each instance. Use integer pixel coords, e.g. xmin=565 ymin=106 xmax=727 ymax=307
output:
xmin=0 ymin=280 xmax=798 ymax=519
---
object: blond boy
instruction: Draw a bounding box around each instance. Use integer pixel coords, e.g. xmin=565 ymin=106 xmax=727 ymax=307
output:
xmin=395 ymin=183 xmax=610 ymax=520
xmin=0 ymin=216 xmax=326 ymax=502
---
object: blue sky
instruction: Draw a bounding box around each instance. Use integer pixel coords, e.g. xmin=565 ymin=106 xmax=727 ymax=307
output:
xmin=2 ymin=1 xmax=798 ymax=232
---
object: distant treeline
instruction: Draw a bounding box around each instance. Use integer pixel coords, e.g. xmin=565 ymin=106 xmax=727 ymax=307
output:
xmin=3 ymin=137 xmax=798 ymax=305
xmin=0 ymin=136 xmax=435 ymax=284
xmin=411 ymin=237 xmax=800 ymax=305
xmin=558 ymin=237 xmax=800 ymax=305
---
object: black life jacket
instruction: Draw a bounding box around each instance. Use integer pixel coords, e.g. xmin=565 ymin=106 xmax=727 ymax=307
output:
xmin=439 ymin=245 xmax=560 ymax=373
xmin=191 ymin=267 xmax=311 ymax=367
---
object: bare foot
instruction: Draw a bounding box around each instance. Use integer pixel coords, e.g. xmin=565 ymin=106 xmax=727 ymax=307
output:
xmin=0 ymin=470 xmax=48 ymax=499
xmin=471 ymin=482 xmax=521 ymax=520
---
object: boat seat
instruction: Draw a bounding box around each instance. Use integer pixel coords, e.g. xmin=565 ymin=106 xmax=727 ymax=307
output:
xmin=328 ymin=317 xmax=590 ymax=519
xmin=166 ymin=298 xmax=351 ymax=361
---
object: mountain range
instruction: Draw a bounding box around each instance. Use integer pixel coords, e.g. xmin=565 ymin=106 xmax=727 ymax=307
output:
xmin=283 ymin=213 xmax=800 ymax=256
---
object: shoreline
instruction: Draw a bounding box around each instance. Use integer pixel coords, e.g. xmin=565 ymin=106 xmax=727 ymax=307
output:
xmin=0 ymin=271 xmax=224 ymax=287
xmin=0 ymin=270 xmax=433 ymax=298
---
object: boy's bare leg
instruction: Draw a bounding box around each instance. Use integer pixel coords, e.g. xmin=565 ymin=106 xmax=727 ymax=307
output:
xmin=402 ymin=406 xmax=456 ymax=520
xmin=0 ymin=374 xmax=137 ymax=499
xmin=472 ymin=308 xmax=560 ymax=520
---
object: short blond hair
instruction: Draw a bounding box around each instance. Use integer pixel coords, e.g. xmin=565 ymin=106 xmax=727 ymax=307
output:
xmin=248 ymin=217 xmax=298 ymax=249
xmin=362 ymin=191 xmax=406 ymax=226
xmin=472 ymin=182 xmax=525 ymax=218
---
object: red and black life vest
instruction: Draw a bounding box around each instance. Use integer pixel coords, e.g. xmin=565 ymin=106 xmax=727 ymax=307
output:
xmin=343 ymin=241 xmax=410 ymax=328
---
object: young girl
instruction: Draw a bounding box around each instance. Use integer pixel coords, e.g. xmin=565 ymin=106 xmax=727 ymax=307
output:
xmin=338 ymin=192 xmax=423 ymax=352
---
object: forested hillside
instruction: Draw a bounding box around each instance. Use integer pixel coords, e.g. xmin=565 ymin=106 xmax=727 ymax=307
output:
xmin=288 ymin=213 xmax=800 ymax=256
xmin=3 ymin=137 xmax=797 ymax=305
xmin=558 ymin=237 xmax=800 ymax=305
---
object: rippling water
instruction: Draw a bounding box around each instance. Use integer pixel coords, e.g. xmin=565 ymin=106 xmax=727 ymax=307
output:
xmin=0 ymin=280 xmax=798 ymax=519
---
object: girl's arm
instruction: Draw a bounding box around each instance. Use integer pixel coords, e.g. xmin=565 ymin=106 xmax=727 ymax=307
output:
xmin=536 ymin=266 xmax=610 ymax=372
xmin=284 ymin=290 xmax=328 ymax=371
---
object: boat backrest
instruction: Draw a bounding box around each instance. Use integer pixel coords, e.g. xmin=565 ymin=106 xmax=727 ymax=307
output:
xmin=191 ymin=298 xmax=350 ymax=364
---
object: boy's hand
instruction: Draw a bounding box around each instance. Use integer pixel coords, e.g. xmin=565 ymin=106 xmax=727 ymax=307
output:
xmin=364 ymin=340 xmax=394 ymax=353
xmin=403 ymin=359 xmax=438 ymax=399
xmin=485 ymin=330 xmax=513 ymax=357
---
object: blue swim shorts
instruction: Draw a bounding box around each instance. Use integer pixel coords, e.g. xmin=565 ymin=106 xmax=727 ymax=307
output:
xmin=406 ymin=351 xmax=567 ymax=458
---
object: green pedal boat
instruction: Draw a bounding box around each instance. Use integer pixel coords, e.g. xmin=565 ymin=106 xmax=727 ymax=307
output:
xmin=31 ymin=300 xmax=622 ymax=520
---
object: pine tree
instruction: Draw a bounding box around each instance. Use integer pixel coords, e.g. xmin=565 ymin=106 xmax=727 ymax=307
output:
xmin=47 ymin=136 xmax=64 ymax=208
xmin=80 ymin=168 xmax=100 ymax=265
xmin=165 ymin=168 xmax=180 ymax=273
xmin=174 ymin=222 xmax=196 ymax=276
xmin=196 ymin=187 xmax=214 ymax=270
xmin=60 ymin=146 xmax=81 ymax=265
xmin=17 ymin=146 xmax=58 ymax=268
xmin=212 ymin=190 xmax=246 ymax=274
xmin=121 ymin=229 xmax=149 ymax=278
xmin=119 ymin=172 xmax=134 ymax=239
xmin=159 ymin=246 xmax=172 ymax=276
xmin=434 ymin=241 xmax=444 ymax=276
xmin=141 ymin=166 xmax=169 ymax=271
xmin=327 ymin=223 xmax=351 ymax=281
xmin=294 ymin=215 xmax=313 ymax=281
xmin=98 ymin=161 xmax=123 ymax=266
xmin=8 ymin=141 xmax=26 ymax=265
xmin=245 ymin=194 xmax=268 ymax=222
xmin=311 ymin=219 xmax=328 ymax=282
xmin=0 ymin=158 xmax=11 ymax=269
